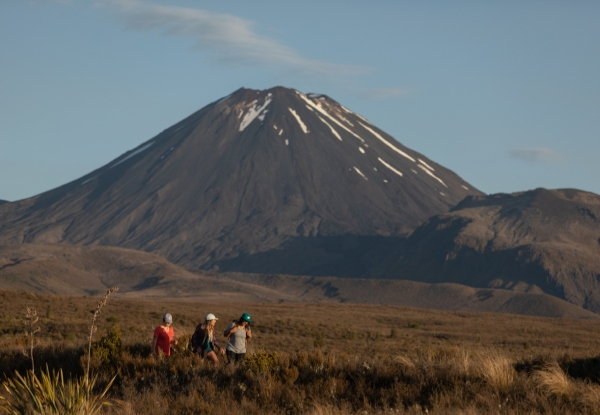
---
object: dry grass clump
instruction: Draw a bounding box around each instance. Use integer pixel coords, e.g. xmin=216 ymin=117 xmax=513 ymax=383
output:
xmin=576 ymin=383 xmax=600 ymax=412
xmin=475 ymin=350 xmax=516 ymax=393
xmin=418 ymin=346 xmax=473 ymax=378
xmin=527 ymin=359 xmax=600 ymax=414
xmin=531 ymin=360 xmax=572 ymax=398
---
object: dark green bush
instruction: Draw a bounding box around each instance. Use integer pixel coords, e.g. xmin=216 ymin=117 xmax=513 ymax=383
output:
xmin=91 ymin=324 xmax=122 ymax=368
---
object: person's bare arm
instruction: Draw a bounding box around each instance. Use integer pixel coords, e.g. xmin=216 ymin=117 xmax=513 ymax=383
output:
xmin=224 ymin=323 xmax=237 ymax=337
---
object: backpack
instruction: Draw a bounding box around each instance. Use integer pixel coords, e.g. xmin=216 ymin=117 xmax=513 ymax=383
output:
xmin=191 ymin=323 xmax=204 ymax=353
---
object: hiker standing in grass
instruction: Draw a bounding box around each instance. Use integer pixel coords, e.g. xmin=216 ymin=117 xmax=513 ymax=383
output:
xmin=191 ymin=313 xmax=225 ymax=363
xmin=152 ymin=313 xmax=178 ymax=357
xmin=223 ymin=312 xmax=253 ymax=364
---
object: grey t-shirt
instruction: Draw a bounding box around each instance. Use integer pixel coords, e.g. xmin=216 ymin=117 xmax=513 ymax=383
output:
xmin=225 ymin=322 xmax=248 ymax=354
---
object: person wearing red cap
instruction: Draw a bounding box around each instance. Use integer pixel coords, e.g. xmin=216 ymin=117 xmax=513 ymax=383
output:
xmin=191 ymin=313 xmax=224 ymax=363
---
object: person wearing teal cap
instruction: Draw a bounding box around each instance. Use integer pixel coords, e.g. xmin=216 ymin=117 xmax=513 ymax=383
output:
xmin=223 ymin=312 xmax=253 ymax=364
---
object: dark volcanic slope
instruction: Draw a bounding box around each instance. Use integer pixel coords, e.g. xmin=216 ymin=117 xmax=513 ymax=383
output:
xmin=370 ymin=188 xmax=600 ymax=312
xmin=0 ymin=87 xmax=481 ymax=273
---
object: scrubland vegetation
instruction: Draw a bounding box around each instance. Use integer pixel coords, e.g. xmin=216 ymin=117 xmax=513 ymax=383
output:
xmin=2 ymin=290 xmax=600 ymax=414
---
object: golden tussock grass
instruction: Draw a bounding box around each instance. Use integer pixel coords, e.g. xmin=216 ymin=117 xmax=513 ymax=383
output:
xmin=476 ymin=350 xmax=516 ymax=393
xmin=531 ymin=360 xmax=572 ymax=398
xmin=2 ymin=290 xmax=600 ymax=414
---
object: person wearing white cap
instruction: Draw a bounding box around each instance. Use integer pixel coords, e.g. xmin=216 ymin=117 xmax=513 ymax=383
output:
xmin=152 ymin=313 xmax=178 ymax=357
xmin=191 ymin=313 xmax=225 ymax=363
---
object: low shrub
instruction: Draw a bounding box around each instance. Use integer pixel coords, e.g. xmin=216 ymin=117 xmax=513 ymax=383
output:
xmin=91 ymin=324 xmax=122 ymax=370
xmin=243 ymin=351 xmax=279 ymax=374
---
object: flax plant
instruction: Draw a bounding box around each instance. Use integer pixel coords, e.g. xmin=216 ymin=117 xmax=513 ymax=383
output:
xmin=0 ymin=366 xmax=115 ymax=415
xmin=86 ymin=287 xmax=118 ymax=386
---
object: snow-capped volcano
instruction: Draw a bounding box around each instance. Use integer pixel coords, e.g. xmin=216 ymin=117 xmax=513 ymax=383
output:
xmin=0 ymin=86 xmax=482 ymax=275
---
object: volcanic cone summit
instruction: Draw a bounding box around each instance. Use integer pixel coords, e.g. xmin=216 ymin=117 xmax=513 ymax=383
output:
xmin=0 ymin=86 xmax=482 ymax=275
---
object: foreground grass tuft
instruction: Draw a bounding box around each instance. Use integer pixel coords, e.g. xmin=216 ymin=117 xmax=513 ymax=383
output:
xmin=476 ymin=350 xmax=516 ymax=393
xmin=0 ymin=366 xmax=116 ymax=415
xmin=531 ymin=360 xmax=572 ymax=398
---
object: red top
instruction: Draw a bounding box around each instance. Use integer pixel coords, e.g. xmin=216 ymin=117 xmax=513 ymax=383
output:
xmin=154 ymin=325 xmax=175 ymax=356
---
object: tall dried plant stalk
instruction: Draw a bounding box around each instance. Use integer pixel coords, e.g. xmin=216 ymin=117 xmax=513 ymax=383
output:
xmin=23 ymin=307 xmax=41 ymax=374
xmin=86 ymin=287 xmax=118 ymax=385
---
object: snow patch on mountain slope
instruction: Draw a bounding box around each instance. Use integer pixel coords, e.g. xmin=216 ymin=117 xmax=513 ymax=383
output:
xmin=353 ymin=167 xmax=368 ymax=180
xmin=239 ymin=95 xmax=272 ymax=131
xmin=171 ymin=121 xmax=192 ymax=134
xmin=359 ymin=122 xmax=416 ymax=163
xmin=418 ymin=159 xmax=435 ymax=171
xmin=378 ymin=158 xmax=403 ymax=177
xmin=317 ymin=116 xmax=342 ymax=141
xmin=297 ymin=92 xmax=365 ymax=143
xmin=110 ymin=142 xmax=155 ymax=169
xmin=334 ymin=112 xmax=354 ymax=127
xmin=354 ymin=112 xmax=370 ymax=124
xmin=418 ymin=165 xmax=447 ymax=187
xmin=81 ymin=176 xmax=99 ymax=186
xmin=288 ymin=108 xmax=309 ymax=133
xmin=215 ymin=94 xmax=232 ymax=105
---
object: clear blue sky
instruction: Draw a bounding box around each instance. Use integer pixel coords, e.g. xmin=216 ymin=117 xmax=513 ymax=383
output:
xmin=1 ymin=1 xmax=599 ymax=201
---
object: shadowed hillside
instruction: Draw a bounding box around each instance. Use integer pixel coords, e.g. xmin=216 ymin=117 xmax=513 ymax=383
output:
xmin=1 ymin=244 xmax=596 ymax=318
xmin=0 ymin=244 xmax=296 ymax=303
xmin=371 ymin=188 xmax=600 ymax=312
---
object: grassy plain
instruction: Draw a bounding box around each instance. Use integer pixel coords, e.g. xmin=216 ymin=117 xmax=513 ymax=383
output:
xmin=2 ymin=290 xmax=600 ymax=414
